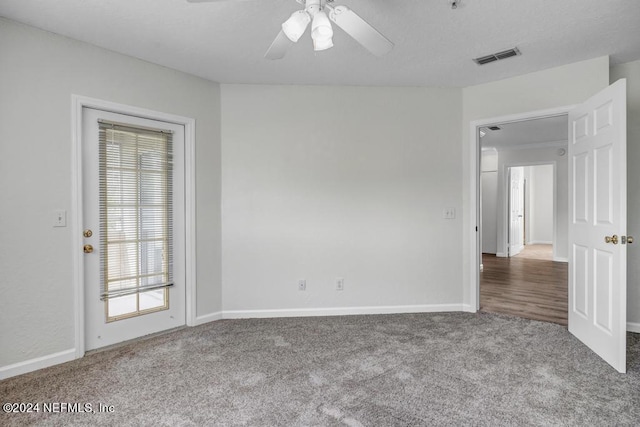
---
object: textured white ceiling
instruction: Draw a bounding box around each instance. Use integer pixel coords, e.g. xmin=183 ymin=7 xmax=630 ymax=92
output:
xmin=1 ymin=0 xmax=639 ymax=87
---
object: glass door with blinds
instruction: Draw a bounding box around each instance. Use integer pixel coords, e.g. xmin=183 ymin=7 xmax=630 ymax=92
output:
xmin=82 ymin=108 xmax=185 ymax=351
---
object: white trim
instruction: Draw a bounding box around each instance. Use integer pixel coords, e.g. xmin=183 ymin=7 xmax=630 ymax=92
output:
xmin=183 ymin=114 xmax=197 ymax=327
xmin=495 ymin=252 xmax=508 ymax=258
xmin=462 ymin=304 xmax=474 ymax=313
xmin=469 ymin=104 xmax=576 ymax=313
xmin=71 ymin=95 xmax=197 ymax=355
xmin=71 ymin=96 xmax=84 ymax=359
xmin=0 ymin=349 xmax=76 ymax=380
xmin=3 ymin=312 xmax=633 ymax=380
xmin=553 ymin=257 xmax=569 ymax=263
xmin=470 ymin=121 xmax=480 ymax=311
xmin=193 ymin=311 xmax=224 ymax=326
xmin=222 ymin=304 xmax=465 ymax=319
xmin=528 ymin=240 xmax=553 ymax=245
xmin=627 ymin=322 xmax=640 ymax=334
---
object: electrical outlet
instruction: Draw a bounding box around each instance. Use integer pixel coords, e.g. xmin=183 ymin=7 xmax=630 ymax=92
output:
xmin=298 ymin=279 xmax=306 ymax=291
xmin=336 ymin=278 xmax=344 ymax=291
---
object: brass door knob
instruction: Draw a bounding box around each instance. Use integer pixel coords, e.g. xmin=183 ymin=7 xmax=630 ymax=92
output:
xmin=627 ymin=236 xmax=634 ymax=244
xmin=83 ymin=229 xmax=93 ymax=238
xmin=605 ymin=235 xmax=619 ymax=245
xmin=83 ymin=244 xmax=94 ymax=253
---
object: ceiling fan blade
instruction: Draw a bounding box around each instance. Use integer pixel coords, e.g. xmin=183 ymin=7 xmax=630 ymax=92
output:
xmin=265 ymin=30 xmax=294 ymax=60
xmin=328 ymin=5 xmax=393 ymax=56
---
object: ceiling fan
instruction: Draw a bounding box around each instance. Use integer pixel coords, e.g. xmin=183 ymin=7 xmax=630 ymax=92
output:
xmin=187 ymin=0 xmax=394 ymax=60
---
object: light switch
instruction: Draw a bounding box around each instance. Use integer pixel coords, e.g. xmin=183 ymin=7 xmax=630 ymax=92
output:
xmin=54 ymin=210 xmax=67 ymax=227
xmin=443 ymin=207 xmax=456 ymax=219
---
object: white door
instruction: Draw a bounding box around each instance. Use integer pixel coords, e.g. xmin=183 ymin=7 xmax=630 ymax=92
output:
xmin=509 ymin=166 xmax=525 ymax=257
xmin=82 ymin=108 xmax=186 ymax=351
xmin=568 ymin=79 xmax=627 ymax=373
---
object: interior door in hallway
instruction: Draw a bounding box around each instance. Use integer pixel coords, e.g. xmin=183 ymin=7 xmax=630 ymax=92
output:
xmin=509 ymin=166 xmax=525 ymax=257
xmin=568 ymin=79 xmax=627 ymax=373
xmin=82 ymin=108 xmax=186 ymax=351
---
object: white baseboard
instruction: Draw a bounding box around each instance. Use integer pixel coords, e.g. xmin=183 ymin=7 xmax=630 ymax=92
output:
xmin=496 ymin=252 xmax=508 ymax=258
xmin=13 ymin=309 xmax=634 ymax=381
xmin=192 ymin=311 xmax=223 ymax=326
xmin=462 ymin=304 xmax=475 ymax=313
xmin=0 ymin=348 xmax=76 ymax=381
xmin=222 ymin=303 xmax=465 ymax=319
xmin=628 ymin=322 xmax=640 ymax=333
xmin=0 ymin=304 xmax=492 ymax=380
xmin=528 ymin=241 xmax=553 ymax=245
xmin=553 ymin=257 xmax=568 ymax=263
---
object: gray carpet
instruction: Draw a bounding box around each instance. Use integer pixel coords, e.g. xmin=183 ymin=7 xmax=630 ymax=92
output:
xmin=1 ymin=312 xmax=639 ymax=426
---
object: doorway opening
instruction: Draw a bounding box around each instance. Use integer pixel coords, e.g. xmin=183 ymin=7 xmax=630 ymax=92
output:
xmin=478 ymin=114 xmax=569 ymax=325
xmin=508 ymin=164 xmax=555 ymax=260
xmin=71 ymin=95 xmax=197 ymax=357
xmin=469 ymin=80 xmax=628 ymax=373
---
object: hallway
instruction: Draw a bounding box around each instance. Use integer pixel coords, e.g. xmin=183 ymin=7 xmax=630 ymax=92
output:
xmin=480 ymin=245 xmax=568 ymax=326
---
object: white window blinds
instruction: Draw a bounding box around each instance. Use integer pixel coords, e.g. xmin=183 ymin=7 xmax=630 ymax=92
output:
xmin=98 ymin=120 xmax=173 ymax=300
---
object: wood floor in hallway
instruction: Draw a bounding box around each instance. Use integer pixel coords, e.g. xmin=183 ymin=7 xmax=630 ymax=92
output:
xmin=480 ymin=245 xmax=568 ymax=326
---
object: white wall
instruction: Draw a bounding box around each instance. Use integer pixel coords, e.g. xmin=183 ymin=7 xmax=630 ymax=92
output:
xmin=462 ymin=56 xmax=610 ymax=305
xmin=0 ymin=18 xmax=222 ymax=369
xmin=221 ymin=84 xmax=463 ymax=314
xmin=611 ymin=59 xmax=640 ymax=327
xmin=481 ymin=150 xmax=498 ymax=254
xmin=528 ymin=164 xmax=554 ymax=244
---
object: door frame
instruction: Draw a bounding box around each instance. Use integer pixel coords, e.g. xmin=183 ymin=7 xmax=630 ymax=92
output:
xmin=469 ymin=104 xmax=575 ymax=311
xmin=503 ymin=162 xmax=558 ymax=259
xmin=71 ymin=95 xmax=197 ymax=358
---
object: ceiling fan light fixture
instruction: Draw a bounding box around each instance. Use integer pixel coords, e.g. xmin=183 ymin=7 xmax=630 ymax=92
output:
xmin=313 ymin=37 xmax=334 ymax=51
xmin=282 ymin=10 xmax=311 ymax=42
xmin=311 ymin=10 xmax=333 ymax=50
xmin=263 ymin=0 xmax=393 ymax=59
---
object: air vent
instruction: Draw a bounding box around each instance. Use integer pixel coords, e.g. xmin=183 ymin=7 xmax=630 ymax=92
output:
xmin=474 ymin=55 xmax=499 ymax=65
xmin=473 ymin=47 xmax=521 ymax=66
